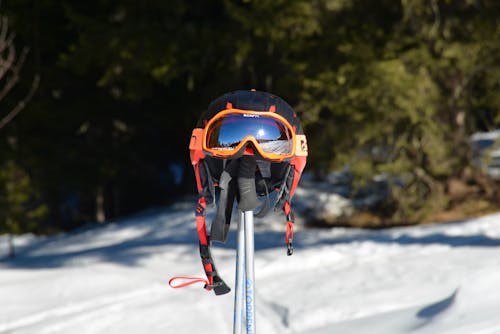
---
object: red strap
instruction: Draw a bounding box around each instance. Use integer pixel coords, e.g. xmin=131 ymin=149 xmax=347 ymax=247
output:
xmin=169 ymin=276 xmax=209 ymax=289
xmin=285 ymin=220 xmax=294 ymax=244
xmin=283 ymin=201 xmax=294 ymax=255
xmin=171 ymin=196 xmax=231 ymax=294
xmin=195 ymin=196 xmax=214 ymax=287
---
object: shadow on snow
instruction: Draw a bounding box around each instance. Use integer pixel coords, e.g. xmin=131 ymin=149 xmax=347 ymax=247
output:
xmin=412 ymin=288 xmax=459 ymax=330
xmin=2 ymin=209 xmax=500 ymax=269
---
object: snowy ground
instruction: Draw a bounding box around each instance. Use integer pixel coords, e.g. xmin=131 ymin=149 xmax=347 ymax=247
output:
xmin=2 ymin=199 xmax=500 ymax=334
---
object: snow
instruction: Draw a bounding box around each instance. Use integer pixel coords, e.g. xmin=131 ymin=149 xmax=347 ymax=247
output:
xmin=2 ymin=200 xmax=500 ymax=333
xmin=470 ymin=130 xmax=500 ymax=142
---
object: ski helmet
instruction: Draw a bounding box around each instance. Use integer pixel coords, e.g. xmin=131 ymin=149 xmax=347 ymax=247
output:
xmin=187 ymin=89 xmax=308 ymax=295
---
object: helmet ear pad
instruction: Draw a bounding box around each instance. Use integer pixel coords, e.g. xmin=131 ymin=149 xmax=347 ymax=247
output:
xmin=270 ymin=161 xmax=292 ymax=189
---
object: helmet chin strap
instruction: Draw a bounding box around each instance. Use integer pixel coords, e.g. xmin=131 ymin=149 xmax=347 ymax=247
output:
xmin=210 ymin=156 xmax=272 ymax=244
xmin=237 ymin=155 xmax=260 ymax=212
xmin=173 ymin=156 xmax=265 ymax=295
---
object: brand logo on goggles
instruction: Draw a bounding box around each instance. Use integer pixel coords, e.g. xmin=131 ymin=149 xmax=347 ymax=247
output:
xmin=243 ymin=114 xmax=260 ymax=118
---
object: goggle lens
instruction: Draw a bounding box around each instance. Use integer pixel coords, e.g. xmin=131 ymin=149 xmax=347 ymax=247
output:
xmin=205 ymin=114 xmax=293 ymax=155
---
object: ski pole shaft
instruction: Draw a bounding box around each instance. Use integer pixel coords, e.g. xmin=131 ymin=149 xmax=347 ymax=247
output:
xmin=244 ymin=210 xmax=256 ymax=334
xmin=234 ymin=211 xmax=246 ymax=334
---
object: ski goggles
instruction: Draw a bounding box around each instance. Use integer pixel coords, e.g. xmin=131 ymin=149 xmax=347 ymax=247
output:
xmin=202 ymin=109 xmax=297 ymax=161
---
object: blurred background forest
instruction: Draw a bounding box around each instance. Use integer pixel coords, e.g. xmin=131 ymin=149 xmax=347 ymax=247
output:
xmin=0 ymin=0 xmax=499 ymax=237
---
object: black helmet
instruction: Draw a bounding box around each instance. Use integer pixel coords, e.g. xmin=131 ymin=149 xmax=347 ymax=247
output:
xmin=188 ymin=89 xmax=307 ymax=295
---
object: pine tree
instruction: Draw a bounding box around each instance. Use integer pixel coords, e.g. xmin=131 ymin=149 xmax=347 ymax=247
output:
xmin=0 ymin=161 xmax=47 ymax=257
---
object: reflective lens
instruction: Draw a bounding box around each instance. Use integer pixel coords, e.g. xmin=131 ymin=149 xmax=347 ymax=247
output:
xmin=205 ymin=114 xmax=293 ymax=155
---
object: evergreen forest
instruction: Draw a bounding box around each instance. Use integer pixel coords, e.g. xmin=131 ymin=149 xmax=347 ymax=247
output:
xmin=1 ymin=0 xmax=499 ymax=237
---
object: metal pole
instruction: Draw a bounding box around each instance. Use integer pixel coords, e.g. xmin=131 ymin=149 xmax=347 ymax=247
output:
xmin=244 ymin=210 xmax=256 ymax=334
xmin=233 ymin=211 xmax=246 ymax=334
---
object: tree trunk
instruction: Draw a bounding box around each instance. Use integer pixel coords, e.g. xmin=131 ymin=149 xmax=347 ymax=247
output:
xmin=8 ymin=233 xmax=15 ymax=258
xmin=96 ymin=186 xmax=106 ymax=223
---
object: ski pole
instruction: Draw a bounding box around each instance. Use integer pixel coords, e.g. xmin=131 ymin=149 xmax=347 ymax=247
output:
xmin=234 ymin=211 xmax=246 ymax=334
xmin=244 ymin=210 xmax=256 ymax=334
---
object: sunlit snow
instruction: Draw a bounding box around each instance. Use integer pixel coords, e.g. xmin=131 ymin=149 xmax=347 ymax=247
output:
xmin=2 ymin=199 xmax=500 ymax=334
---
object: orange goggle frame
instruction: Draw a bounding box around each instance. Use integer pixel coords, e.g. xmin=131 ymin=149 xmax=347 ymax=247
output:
xmin=190 ymin=109 xmax=308 ymax=164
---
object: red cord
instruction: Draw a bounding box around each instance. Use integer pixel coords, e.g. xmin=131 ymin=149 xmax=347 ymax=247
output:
xmin=169 ymin=276 xmax=209 ymax=289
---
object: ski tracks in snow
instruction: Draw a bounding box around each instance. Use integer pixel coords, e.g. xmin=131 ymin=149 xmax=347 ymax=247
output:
xmin=0 ymin=284 xmax=165 ymax=334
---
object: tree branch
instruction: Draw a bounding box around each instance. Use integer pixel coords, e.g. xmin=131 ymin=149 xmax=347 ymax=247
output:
xmin=0 ymin=14 xmax=39 ymax=130
xmin=0 ymin=46 xmax=28 ymax=101
xmin=0 ymin=74 xmax=40 ymax=130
